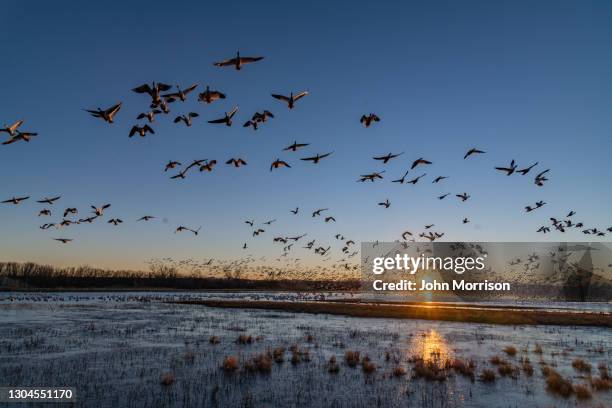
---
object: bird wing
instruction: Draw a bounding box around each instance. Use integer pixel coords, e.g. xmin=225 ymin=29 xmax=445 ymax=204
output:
xmin=132 ymin=84 xmax=152 ymax=94
xmin=227 ymin=106 xmax=239 ymax=118
xmin=208 ymin=117 xmax=226 ymax=124
xmin=271 ymin=94 xmax=290 ymax=102
xmin=106 ymin=103 xmax=122 ymax=115
xmin=293 ymin=91 xmax=309 ymax=101
xmin=129 ymin=126 xmax=138 ymax=137
xmin=239 ymin=56 xmax=263 ymax=64
xmin=213 ymin=58 xmax=237 ymax=67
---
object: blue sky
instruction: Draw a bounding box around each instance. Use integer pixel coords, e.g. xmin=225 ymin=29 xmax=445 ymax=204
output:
xmin=1 ymin=1 xmax=611 ymax=271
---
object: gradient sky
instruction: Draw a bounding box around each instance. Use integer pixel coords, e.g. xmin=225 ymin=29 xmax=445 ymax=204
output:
xmin=1 ymin=0 xmax=611 ymax=271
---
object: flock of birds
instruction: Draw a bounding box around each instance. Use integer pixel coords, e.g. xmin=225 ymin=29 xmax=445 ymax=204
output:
xmin=2 ymin=50 xmax=610 ymax=277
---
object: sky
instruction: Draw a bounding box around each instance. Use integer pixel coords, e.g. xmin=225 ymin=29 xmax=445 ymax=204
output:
xmin=1 ymin=0 xmax=611 ymax=272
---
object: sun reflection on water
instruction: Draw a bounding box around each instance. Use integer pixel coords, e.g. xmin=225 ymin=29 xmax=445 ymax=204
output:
xmin=410 ymin=329 xmax=452 ymax=368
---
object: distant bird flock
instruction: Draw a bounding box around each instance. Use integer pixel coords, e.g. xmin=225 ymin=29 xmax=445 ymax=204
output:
xmin=1 ymin=50 xmax=610 ymax=275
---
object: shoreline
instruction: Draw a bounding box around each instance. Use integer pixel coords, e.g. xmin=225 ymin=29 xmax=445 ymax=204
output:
xmin=172 ymin=299 xmax=612 ymax=327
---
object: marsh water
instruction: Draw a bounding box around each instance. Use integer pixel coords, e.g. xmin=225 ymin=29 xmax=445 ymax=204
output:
xmin=1 ymin=291 xmax=610 ymax=407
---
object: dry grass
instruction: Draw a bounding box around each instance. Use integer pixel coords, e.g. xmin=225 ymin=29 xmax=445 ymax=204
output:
xmin=571 ymin=358 xmax=592 ymax=374
xmin=497 ymin=362 xmax=519 ymax=378
xmin=412 ymin=358 xmax=449 ymax=382
xmin=327 ymin=356 xmax=340 ymax=373
xmin=272 ymin=347 xmax=285 ymax=363
xmin=533 ymin=343 xmax=543 ymax=354
xmin=160 ymin=371 xmax=175 ymax=386
xmin=392 ymin=365 xmax=407 ymax=377
xmin=222 ymin=356 xmax=239 ymax=372
xmin=480 ymin=369 xmax=496 ymax=383
xmin=503 ymin=346 xmax=517 ymax=356
xmin=244 ymin=352 xmax=272 ymax=374
xmin=573 ymin=384 xmax=592 ymax=400
xmin=345 ymin=350 xmax=361 ymax=368
xmin=361 ymin=356 xmax=376 ymax=374
xmin=543 ymin=367 xmax=573 ymax=398
xmin=236 ymin=334 xmax=253 ymax=345
xmin=450 ymin=358 xmax=475 ymax=380
xmin=209 ymin=335 xmax=220 ymax=344
xmin=520 ymin=357 xmax=534 ymax=376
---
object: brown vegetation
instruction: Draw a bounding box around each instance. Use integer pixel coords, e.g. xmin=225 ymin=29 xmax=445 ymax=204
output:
xmin=571 ymin=358 xmax=592 ymax=374
xmin=344 ymin=350 xmax=361 ymax=368
xmin=222 ymin=356 xmax=239 ymax=372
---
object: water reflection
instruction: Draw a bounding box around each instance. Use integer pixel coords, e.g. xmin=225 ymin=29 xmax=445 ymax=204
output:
xmin=410 ymin=329 xmax=452 ymax=368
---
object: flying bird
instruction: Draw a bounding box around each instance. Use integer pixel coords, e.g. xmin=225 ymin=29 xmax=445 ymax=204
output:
xmin=360 ymin=113 xmax=380 ymax=128
xmin=213 ymin=51 xmax=264 ymax=70
xmin=2 ymin=131 xmax=38 ymax=145
xmin=226 ymin=158 xmax=247 ymax=167
xmin=456 ymin=192 xmax=470 ymax=202
xmin=137 ymin=216 xmax=155 ymax=221
xmin=164 ymin=161 xmax=181 ymax=172
xmin=108 ymin=218 xmax=123 ymax=226
xmin=517 ymin=162 xmax=538 ymax=175
xmin=0 ymin=120 xmax=24 ymax=136
xmin=270 ymin=159 xmax=291 ymax=171
xmin=407 ymin=173 xmax=426 ymax=184
xmin=391 ymin=170 xmax=409 ymax=184
xmin=495 ymin=159 xmax=517 ymax=175
xmin=129 ymin=124 xmax=155 ymax=138
xmin=37 ymin=196 xmax=61 ymax=205
xmin=53 ymin=238 xmax=73 ymax=244
xmin=373 ymin=152 xmax=403 ymax=164
xmin=378 ymin=199 xmax=391 ymax=208
xmin=312 ymin=208 xmax=328 ymax=217
xmin=290 ymin=207 xmax=299 ymax=215
xmin=85 ymin=102 xmax=122 ymax=123
xmin=283 ymin=141 xmax=309 ymax=152
xmin=91 ymin=204 xmax=111 ymax=216
xmin=2 ymin=196 xmax=29 ymax=205
xmin=301 ymin=152 xmax=333 ymax=164
xmin=198 ymin=86 xmax=226 ymax=104
xmin=411 ymin=158 xmax=432 ymax=169
xmin=136 ymin=110 xmax=161 ymax=123
xmin=438 ymin=193 xmax=450 ymax=200
xmin=208 ymin=106 xmax=238 ymax=126
xmin=271 ymin=91 xmax=308 ymax=109
xmin=132 ymin=82 xmax=172 ymax=106
xmin=464 ymin=148 xmax=485 ymax=159
xmin=432 ymin=176 xmax=448 ymax=183
xmin=162 ymin=83 xmax=198 ymax=102
xmin=174 ymin=112 xmax=199 ymax=127
xmin=199 ymin=160 xmax=218 ymax=172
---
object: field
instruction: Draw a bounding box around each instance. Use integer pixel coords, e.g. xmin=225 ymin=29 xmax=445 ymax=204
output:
xmin=1 ymin=292 xmax=611 ymax=408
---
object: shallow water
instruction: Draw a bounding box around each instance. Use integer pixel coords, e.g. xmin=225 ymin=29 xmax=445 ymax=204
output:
xmin=0 ymin=292 xmax=610 ymax=407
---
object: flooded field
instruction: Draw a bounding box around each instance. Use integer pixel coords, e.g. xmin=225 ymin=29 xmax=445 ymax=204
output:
xmin=1 ymin=292 xmax=611 ymax=407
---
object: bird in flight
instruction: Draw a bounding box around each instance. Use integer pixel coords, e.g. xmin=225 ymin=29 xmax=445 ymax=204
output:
xmin=290 ymin=207 xmax=299 ymax=215
xmin=463 ymin=218 xmax=470 ymax=224
xmin=136 ymin=110 xmax=161 ymax=123
xmin=438 ymin=193 xmax=450 ymax=200
xmin=198 ymin=86 xmax=226 ymax=104
xmin=63 ymin=208 xmax=78 ymax=217
xmin=129 ymin=124 xmax=155 ymax=138
xmin=359 ymin=171 xmax=385 ymax=182
xmin=164 ymin=161 xmax=181 ymax=172
xmin=517 ymin=162 xmax=538 ymax=175
xmin=378 ymin=199 xmax=391 ymax=208
xmin=37 ymin=196 xmax=61 ymax=205
xmin=137 ymin=216 xmax=155 ymax=221
xmin=271 ymin=91 xmax=309 ymax=109
xmin=132 ymin=82 xmax=172 ymax=107
xmin=174 ymin=112 xmax=199 ymax=127
xmin=283 ymin=141 xmax=309 ymax=152
xmin=312 ymin=208 xmax=328 ymax=217
xmin=2 ymin=196 xmax=29 ymax=205
xmin=91 ymin=204 xmax=111 ymax=216
xmin=0 ymin=119 xmax=24 ymax=136
xmin=432 ymin=176 xmax=448 ymax=183
xmin=162 ymin=84 xmax=198 ymax=103
xmin=456 ymin=192 xmax=470 ymax=202
xmin=301 ymin=152 xmax=333 ymax=164
xmin=175 ymin=226 xmax=201 ymax=235
xmin=226 ymin=158 xmax=247 ymax=168
xmin=53 ymin=238 xmax=73 ymax=244
xmin=208 ymin=106 xmax=238 ymax=126
xmin=2 ymin=131 xmax=38 ymax=145
xmin=411 ymin=158 xmax=432 ymax=169
xmin=270 ymin=159 xmax=291 ymax=171
xmin=85 ymin=102 xmax=122 ymax=124
xmin=534 ymin=169 xmax=549 ymax=186
xmin=360 ymin=113 xmax=380 ymax=128
xmin=199 ymin=160 xmax=218 ymax=172
xmin=495 ymin=159 xmax=517 ymax=175
xmin=108 ymin=218 xmax=123 ymax=226
xmin=263 ymin=219 xmax=276 ymax=225
xmin=464 ymin=148 xmax=485 ymax=159
xmin=391 ymin=170 xmax=409 ymax=184
xmin=407 ymin=173 xmax=426 ymax=184
xmin=213 ymin=51 xmax=264 ymax=70
xmin=38 ymin=209 xmax=51 ymax=216
xmin=373 ymin=152 xmax=403 ymax=164
xmin=170 ymin=169 xmax=186 ymax=179
xmin=325 ymin=216 xmax=336 ymax=223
